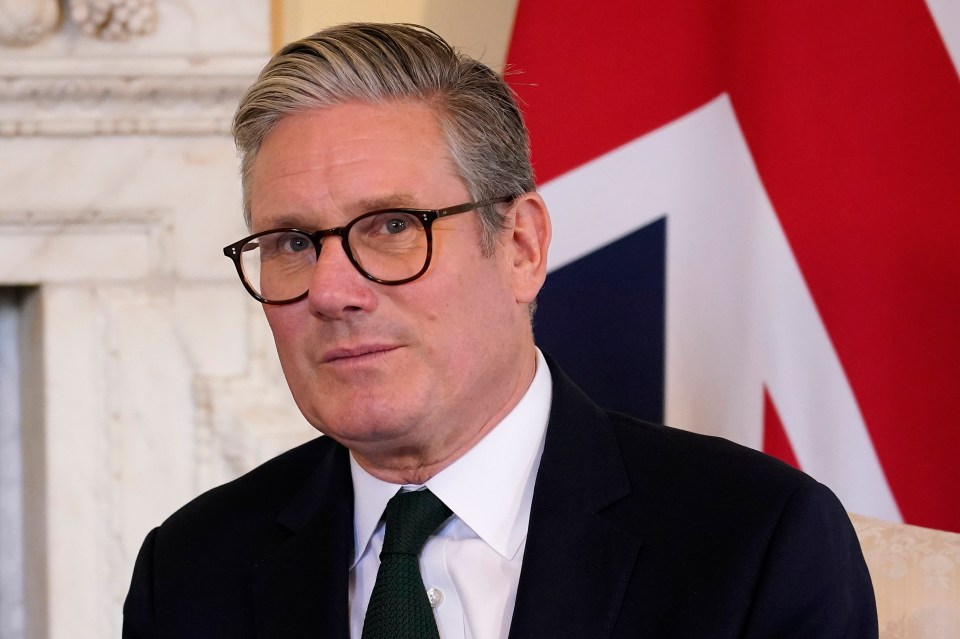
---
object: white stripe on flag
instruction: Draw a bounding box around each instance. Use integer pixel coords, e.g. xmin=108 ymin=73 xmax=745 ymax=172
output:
xmin=541 ymin=96 xmax=902 ymax=521
xmin=927 ymin=0 xmax=960 ymax=77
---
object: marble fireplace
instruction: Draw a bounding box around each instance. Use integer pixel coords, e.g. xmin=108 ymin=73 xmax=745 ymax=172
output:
xmin=0 ymin=2 xmax=314 ymax=637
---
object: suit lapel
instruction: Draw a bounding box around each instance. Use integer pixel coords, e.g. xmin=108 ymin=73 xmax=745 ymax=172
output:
xmin=252 ymin=441 xmax=353 ymax=639
xmin=509 ymin=360 xmax=641 ymax=638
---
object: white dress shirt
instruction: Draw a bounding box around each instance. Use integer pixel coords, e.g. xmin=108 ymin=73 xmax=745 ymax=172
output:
xmin=348 ymin=349 xmax=553 ymax=639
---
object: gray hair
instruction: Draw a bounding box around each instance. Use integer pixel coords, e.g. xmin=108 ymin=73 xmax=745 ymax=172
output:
xmin=232 ymin=23 xmax=535 ymax=254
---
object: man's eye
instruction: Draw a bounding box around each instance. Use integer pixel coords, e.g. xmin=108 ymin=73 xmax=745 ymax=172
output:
xmin=382 ymin=217 xmax=409 ymax=234
xmin=279 ymin=234 xmax=312 ymax=252
xmin=354 ymin=212 xmax=420 ymax=239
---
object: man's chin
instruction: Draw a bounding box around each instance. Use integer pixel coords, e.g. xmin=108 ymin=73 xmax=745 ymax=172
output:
xmin=304 ymin=408 xmax=420 ymax=446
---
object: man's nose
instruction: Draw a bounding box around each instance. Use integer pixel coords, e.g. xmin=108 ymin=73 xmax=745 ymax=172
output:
xmin=305 ymin=236 xmax=378 ymax=319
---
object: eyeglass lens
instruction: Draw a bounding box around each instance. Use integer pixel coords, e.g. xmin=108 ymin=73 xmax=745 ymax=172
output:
xmin=239 ymin=211 xmax=429 ymax=302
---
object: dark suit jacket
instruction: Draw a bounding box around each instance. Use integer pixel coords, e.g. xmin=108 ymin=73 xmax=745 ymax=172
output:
xmin=124 ymin=359 xmax=878 ymax=638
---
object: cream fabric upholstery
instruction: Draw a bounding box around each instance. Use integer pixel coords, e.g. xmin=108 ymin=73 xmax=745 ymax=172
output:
xmin=850 ymin=514 xmax=960 ymax=638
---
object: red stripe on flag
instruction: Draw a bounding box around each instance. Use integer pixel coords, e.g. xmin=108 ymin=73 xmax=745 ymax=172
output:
xmin=508 ymin=0 xmax=960 ymax=531
xmin=506 ymin=0 xmax=723 ymax=182
xmin=727 ymin=1 xmax=960 ymax=533
xmin=762 ymin=389 xmax=800 ymax=470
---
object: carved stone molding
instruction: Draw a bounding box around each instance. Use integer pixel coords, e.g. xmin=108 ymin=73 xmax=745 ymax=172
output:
xmin=0 ymin=209 xmax=161 ymax=230
xmin=0 ymin=0 xmax=158 ymax=46
xmin=0 ymin=68 xmax=256 ymax=136
xmin=0 ymin=208 xmax=167 ymax=283
xmin=0 ymin=0 xmax=61 ymax=46
xmin=70 ymin=0 xmax=158 ymax=41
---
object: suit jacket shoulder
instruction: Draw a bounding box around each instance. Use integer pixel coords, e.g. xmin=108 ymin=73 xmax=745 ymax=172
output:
xmin=123 ymin=435 xmax=354 ymax=639
xmin=161 ymin=435 xmax=343 ymax=535
xmin=510 ymin=359 xmax=877 ymax=638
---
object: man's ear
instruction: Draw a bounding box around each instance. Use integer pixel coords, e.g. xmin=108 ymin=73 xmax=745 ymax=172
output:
xmin=508 ymin=192 xmax=552 ymax=305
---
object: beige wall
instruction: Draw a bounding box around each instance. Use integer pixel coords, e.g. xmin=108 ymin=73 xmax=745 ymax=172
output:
xmin=274 ymin=0 xmax=519 ymax=71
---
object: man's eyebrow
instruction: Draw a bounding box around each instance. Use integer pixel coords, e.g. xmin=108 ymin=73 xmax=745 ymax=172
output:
xmin=354 ymin=193 xmax=420 ymax=212
xmin=254 ymin=212 xmax=315 ymax=231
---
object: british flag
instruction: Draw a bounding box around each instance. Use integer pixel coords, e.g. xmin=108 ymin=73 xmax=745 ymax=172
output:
xmin=511 ymin=0 xmax=960 ymax=532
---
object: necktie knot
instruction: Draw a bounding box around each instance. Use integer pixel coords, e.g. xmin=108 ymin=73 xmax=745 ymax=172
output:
xmin=381 ymin=489 xmax=453 ymax=556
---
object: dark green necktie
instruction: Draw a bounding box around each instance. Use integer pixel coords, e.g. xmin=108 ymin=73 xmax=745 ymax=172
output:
xmin=361 ymin=489 xmax=452 ymax=639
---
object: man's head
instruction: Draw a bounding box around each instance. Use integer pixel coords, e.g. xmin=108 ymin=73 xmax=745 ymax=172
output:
xmin=230 ymin=24 xmax=551 ymax=484
xmin=234 ymin=23 xmax=535 ymax=255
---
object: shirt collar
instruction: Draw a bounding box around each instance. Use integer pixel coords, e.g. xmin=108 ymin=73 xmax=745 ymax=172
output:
xmin=350 ymin=348 xmax=552 ymax=566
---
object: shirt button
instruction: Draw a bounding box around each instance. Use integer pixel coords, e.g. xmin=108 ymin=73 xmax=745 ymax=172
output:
xmin=427 ymin=587 xmax=444 ymax=608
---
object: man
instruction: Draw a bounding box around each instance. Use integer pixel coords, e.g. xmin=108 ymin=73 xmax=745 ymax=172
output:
xmin=123 ymin=23 xmax=877 ymax=638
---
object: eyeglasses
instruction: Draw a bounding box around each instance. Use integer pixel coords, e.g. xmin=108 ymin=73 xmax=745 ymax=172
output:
xmin=223 ymin=196 xmax=514 ymax=304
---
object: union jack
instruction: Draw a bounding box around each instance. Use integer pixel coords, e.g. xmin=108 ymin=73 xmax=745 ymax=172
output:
xmin=511 ymin=0 xmax=960 ymax=532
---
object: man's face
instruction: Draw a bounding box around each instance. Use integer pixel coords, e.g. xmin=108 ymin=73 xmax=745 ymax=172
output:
xmin=248 ymin=101 xmax=548 ymax=479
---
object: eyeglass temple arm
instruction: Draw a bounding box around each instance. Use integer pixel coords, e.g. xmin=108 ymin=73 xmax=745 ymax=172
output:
xmin=436 ymin=196 xmax=516 ymax=219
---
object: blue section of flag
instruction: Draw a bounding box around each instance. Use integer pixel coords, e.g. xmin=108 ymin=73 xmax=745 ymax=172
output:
xmin=535 ymin=217 xmax=666 ymax=423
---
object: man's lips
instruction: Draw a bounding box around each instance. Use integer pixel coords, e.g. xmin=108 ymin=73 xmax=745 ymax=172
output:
xmin=320 ymin=344 xmax=401 ymax=364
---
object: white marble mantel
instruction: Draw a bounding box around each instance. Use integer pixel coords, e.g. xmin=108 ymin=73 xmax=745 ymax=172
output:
xmin=0 ymin=3 xmax=317 ymax=637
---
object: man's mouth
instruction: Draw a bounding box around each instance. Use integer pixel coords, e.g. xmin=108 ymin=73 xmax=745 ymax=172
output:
xmin=321 ymin=344 xmax=401 ymax=364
